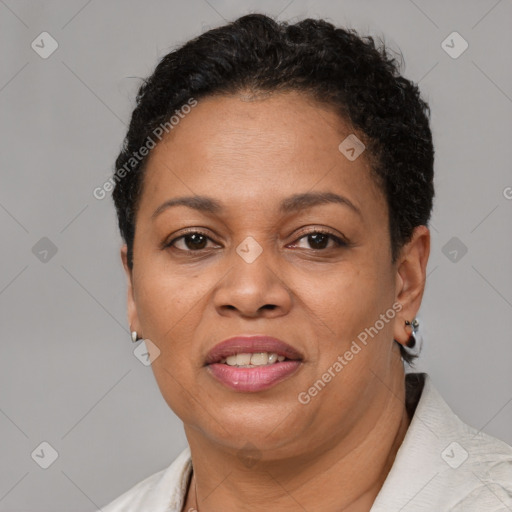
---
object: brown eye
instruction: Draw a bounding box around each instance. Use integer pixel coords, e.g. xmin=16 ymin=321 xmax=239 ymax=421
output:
xmin=291 ymin=230 xmax=348 ymax=251
xmin=180 ymin=233 xmax=209 ymax=250
xmin=306 ymin=232 xmax=330 ymax=250
xmin=165 ymin=231 xmax=217 ymax=252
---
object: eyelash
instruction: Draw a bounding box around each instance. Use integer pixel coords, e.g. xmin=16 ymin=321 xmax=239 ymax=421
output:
xmin=163 ymin=228 xmax=349 ymax=253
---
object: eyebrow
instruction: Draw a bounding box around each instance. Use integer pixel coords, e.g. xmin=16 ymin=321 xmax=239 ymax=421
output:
xmin=151 ymin=191 xmax=362 ymax=219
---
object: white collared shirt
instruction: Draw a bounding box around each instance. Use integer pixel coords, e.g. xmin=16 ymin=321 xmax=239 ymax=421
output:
xmin=101 ymin=373 xmax=512 ymax=511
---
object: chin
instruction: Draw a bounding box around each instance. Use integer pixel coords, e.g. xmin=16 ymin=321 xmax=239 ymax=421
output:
xmin=195 ymin=404 xmax=303 ymax=450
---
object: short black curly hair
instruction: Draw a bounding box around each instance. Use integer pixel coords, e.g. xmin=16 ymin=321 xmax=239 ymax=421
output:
xmin=112 ymin=13 xmax=434 ymax=363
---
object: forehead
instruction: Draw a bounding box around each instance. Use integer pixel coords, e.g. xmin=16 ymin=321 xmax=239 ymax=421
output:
xmin=152 ymin=91 xmax=352 ymax=158
xmin=138 ymin=91 xmax=385 ymax=220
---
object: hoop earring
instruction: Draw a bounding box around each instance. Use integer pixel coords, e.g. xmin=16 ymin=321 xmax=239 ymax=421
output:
xmin=403 ymin=318 xmax=422 ymax=357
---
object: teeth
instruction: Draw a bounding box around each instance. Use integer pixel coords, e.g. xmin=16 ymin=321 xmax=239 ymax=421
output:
xmin=236 ymin=353 xmax=252 ymax=366
xmin=222 ymin=352 xmax=284 ymax=367
xmin=225 ymin=355 xmax=237 ymax=365
xmin=250 ymin=352 xmax=268 ymax=365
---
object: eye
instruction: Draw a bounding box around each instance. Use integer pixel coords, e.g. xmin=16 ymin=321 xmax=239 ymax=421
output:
xmin=163 ymin=228 xmax=349 ymax=253
xmin=164 ymin=230 xmax=219 ymax=252
xmin=290 ymin=229 xmax=348 ymax=251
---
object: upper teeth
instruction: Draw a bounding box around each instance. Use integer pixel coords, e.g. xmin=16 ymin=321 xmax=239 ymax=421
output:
xmin=221 ymin=352 xmax=286 ymax=366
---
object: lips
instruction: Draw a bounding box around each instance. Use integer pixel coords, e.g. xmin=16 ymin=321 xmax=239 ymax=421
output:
xmin=205 ymin=335 xmax=303 ymax=392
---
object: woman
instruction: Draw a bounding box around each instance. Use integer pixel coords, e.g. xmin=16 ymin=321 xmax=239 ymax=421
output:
xmin=103 ymin=13 xmax=512 ymax=511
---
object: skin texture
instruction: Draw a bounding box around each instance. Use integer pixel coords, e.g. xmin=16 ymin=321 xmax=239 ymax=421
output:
xmin=121 ymin=90 xmax=430 ymax=512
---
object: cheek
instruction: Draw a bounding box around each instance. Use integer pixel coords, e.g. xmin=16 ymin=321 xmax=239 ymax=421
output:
xmin=300 ymin=266 xmax=395 ymax=386
xmin=307 ymin=262 xmax=389 ymax=334
xmin=132 ymin=269 xmax=205 ymax=395
xmin=134 ymin=266 xmax=202 ymax=333
xmin=134 ymin=270 xmax=203 ymax=417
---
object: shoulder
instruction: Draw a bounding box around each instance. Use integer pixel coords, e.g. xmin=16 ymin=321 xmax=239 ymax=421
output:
xmin=372 ymin=373 xmax=512 ymax=511
xmin=445 ymin=408 xmax=512 ymax=510
xmin=101 ymin=447 xmax=192 ymax=512
xmin=101 ymin=469 xmax=167 ymax=511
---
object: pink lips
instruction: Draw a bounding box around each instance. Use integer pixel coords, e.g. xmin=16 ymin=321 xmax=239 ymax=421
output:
xmin=205 ymin=336 xmax=303 ymax=392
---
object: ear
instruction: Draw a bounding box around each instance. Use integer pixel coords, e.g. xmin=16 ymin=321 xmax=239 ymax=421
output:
xmin=393 ymin=225 xmax=430 ymax=346
xmin=121 ymin=244 xmax=141 ymax=337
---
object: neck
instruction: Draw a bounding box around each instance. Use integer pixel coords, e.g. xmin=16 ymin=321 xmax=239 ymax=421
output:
xmin=183 ymin=370 xmax=411 ymax=512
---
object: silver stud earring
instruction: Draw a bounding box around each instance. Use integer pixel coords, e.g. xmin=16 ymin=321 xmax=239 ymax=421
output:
xmin=131 ymin=331 xmax=139 ymax=343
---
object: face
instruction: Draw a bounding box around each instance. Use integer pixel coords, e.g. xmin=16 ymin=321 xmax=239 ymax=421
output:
xmin=122 ymin=91 xmax=427 ymax=460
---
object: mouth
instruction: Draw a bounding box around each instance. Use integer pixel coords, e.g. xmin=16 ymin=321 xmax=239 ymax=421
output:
xmin=205 ymin=336 xmax=303 ymax=392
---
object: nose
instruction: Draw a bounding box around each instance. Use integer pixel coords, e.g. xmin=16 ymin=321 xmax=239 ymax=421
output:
xmin=213 ymin=242 xmax=292 ymax=319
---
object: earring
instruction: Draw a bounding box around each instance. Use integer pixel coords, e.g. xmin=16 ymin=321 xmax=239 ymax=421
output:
xmin=131 ymin=331 xmax=139 ymax=343
xmin=403 ymin=318 xmax=422 ymax=357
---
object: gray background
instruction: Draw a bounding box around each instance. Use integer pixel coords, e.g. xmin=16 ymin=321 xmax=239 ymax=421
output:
xmin=0 ymin=0 xmax=511 ymax=510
